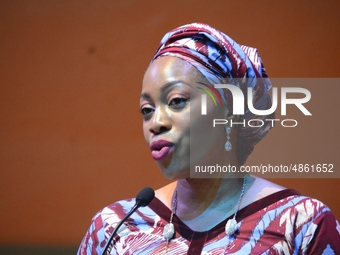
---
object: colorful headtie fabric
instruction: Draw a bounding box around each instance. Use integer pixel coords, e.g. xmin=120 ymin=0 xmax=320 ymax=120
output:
xmin=151 ymin=23 xmax=274 ymax=165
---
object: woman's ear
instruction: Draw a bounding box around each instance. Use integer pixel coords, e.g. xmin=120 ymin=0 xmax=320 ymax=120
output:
xmin=223 ymin=105 xmax=233 ymax=120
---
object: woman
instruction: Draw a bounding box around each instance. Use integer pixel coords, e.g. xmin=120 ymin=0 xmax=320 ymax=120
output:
xmin=77 ymin=23 xmax=340 ymax=254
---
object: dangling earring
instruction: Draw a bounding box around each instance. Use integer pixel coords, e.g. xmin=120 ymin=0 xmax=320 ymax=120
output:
xmin=225 ymin=124 xmax=232 ymax=151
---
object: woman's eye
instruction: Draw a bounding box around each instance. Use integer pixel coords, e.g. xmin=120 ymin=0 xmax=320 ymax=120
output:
xmin=169 ymin=97 xmax=189 ymax=108
xmin=140 ymin=107 xmax=154 ymax=117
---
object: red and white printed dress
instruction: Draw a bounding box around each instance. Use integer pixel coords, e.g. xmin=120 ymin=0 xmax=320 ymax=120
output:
xmin=77 ymin=189 xmax=340 ymax=254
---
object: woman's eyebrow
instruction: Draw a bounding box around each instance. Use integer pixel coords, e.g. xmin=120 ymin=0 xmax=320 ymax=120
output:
xmin=140 ymin=80 xmax=193 ymax=99
xmin=160 ymin=80 xmax=183 ymax=93
xmin=140 ymin=92 xmax=151 ymax=100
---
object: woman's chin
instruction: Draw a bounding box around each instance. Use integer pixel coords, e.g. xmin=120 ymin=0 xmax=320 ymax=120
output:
xmin=159 ymin=167 xmax=190 ymax=180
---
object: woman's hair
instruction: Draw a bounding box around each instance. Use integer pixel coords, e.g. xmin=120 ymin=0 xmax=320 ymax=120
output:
xmin=150 ymin=23 xmax=274 ymax=165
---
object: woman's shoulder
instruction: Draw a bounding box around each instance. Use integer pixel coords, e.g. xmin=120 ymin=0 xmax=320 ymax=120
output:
xmin=240 ymin=181 xmax=340 ymax=254
xmin=244 ymin=176 xmax=334 ymax=218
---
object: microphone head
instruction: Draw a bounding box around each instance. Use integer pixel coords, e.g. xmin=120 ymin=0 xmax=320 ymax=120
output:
xmin=135 ymin=187 xmax=155 ymax=207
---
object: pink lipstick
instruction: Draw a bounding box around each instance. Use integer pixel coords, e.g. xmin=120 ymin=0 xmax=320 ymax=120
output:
xmin=150 ymin=140 xmax=174 ymax=161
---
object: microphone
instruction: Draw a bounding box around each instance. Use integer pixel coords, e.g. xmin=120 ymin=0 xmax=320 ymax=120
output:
xmin=100 ymin=187 xmax=155 ymax=255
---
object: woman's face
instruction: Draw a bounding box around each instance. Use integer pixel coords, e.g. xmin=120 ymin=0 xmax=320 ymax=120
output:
xmin=141 ymin=56 xmax=230 ymax=180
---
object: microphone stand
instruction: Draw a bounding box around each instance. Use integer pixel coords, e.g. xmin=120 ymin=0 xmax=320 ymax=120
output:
xmin=100 ymin=187 xmax=154 ymax=255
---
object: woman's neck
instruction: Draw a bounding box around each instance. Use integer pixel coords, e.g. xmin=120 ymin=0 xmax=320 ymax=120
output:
xmin=174 ymin=176 xmax=248 ymax=222
xmin=155 ymin=174 xmax=286 ymax=231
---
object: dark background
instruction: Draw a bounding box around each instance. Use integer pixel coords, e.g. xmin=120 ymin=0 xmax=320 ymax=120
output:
xmin=1 ymin=1 xmax=339 ymax=253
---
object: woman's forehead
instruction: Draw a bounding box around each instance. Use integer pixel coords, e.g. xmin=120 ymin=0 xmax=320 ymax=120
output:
xmin=143 ymin=56 xmax=204 ymax=86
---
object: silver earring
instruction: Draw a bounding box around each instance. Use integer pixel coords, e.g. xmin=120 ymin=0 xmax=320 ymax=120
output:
xmin=225 ymin=125 xmax=232 ymax=151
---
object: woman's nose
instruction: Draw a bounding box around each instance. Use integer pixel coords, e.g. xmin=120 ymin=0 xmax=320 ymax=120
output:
xmin=148 ymin=107 xmax=171 ymax=135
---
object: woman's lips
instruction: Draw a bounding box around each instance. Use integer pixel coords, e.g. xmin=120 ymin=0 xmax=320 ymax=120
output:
xmin=150 ymin=140 xmax=174 ymax=161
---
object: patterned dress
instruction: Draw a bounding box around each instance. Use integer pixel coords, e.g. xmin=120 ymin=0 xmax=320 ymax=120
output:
xmin=77 ymin=189 xmax=340 ymax=254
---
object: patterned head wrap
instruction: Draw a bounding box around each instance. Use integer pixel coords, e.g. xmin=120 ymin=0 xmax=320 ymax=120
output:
xmin=151 ymin=23 xmax=274 ymax=165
